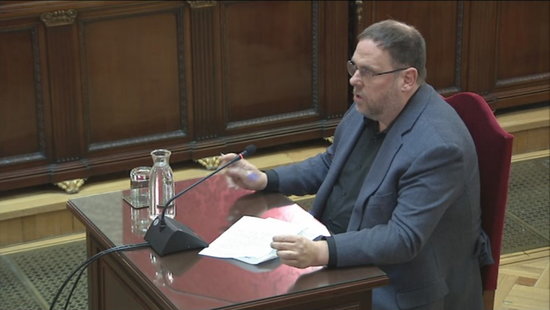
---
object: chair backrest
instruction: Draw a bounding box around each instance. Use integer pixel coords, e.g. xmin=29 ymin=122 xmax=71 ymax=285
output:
xmin=444 ymin=92 xmax=514 ymax=291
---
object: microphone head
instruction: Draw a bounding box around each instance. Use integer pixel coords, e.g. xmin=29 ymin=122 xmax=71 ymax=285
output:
xmin=242 ymin=144 xmax=257 ymax=157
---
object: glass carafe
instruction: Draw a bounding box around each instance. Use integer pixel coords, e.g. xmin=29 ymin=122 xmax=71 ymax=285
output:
xmin=149 ymin=149 xmax=175 ymax=220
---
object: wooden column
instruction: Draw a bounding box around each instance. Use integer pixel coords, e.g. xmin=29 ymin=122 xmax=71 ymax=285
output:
xmin=41 ymin=9 xmax=87 ymax=182
xmin=188 ymin=1 xmax=222 ymax=144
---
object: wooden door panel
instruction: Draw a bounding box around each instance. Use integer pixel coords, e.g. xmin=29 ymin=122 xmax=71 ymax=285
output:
xmin=0 ymin=28 xmax=41 ymax=157
xmin=0 ymin=17 xmax=51 ymax=173
xmin=222 ymin=1 xmax=314 ymax=125
xmin=496 ymin=2 xmax=549 ymax=84
xmin=80 ymin=8 xmax=187 ymax=152
xmin=362 ymin=1 xmax=463 ymax=95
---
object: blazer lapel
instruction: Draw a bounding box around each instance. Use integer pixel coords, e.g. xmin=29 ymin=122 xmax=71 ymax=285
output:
xmin=310 ymin=111 xmax=366 ymax=218
xmin=347 ymin=131 xmax=403 ymax=230
xmin=348 ymin=85 xmax=433 ymax=230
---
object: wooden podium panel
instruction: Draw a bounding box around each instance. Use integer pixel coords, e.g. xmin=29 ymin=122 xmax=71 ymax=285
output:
xmin=68 ymin=175 xmax=389 ymax=310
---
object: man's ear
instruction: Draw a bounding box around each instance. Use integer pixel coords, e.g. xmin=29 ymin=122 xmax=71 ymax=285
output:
xmin=401 ymin=67 xmax=418 ymax=91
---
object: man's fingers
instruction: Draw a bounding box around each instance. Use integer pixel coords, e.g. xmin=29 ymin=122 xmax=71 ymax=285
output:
xmin=272 ymin=235 xmax=299 ymax=242
xmin=275 ymin=249 xmax=295 ymax=259
xmin=271 ymin=235 xmax=299 ymax=252
xmin=271 ymin=241 xmax=291 ymax=251
xmin=276 ymin=250 xmax=304 ymax=268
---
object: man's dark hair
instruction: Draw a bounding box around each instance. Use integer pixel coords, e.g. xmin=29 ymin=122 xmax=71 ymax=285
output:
xmin=358 ymin=19 xmax=427 ymax=83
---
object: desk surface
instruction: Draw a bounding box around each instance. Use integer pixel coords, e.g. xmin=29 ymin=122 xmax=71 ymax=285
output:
xmin=68 ymin=174 xmax=388 ymax=310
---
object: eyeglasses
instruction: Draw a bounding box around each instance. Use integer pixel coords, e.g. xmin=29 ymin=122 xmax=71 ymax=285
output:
xmin=347 ymin=60 xmax=408 ymax=79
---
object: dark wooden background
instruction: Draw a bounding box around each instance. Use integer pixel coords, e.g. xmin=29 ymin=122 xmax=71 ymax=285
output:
xmin=0 ymin=1 xmax=548 ymax=191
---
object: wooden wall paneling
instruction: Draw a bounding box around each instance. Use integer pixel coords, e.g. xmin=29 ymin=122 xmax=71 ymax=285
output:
xmin=35 ymin=209 xmax=75 ymax=238
xmin=21 ymin=214 xmax=37 ymax=241
xmin=512 ymin=127 xmax=550 ymax=155
xmin=496 ymin=2 xmax=549 ymax=81
xmin=353 ymin=0 xmax=366 ymax=35
xmin=2 ymin=0 xmax=544 ymax=192
xmin=0 ymin=17 xmax=52 ymax=190
xmin=82 ymin=12 xmax=183 ymax=148
xmin=320 ymin=1 xmax=350 ymax=122
xmin=222 ymin=1 xmax=315 ymax=129
xmin=0 ymin=218 xmax=24 ymax=246
xmin=188 ymin=1 xmax=222 ymax=147
xmin=72 ymin=214 xmax=85 ymax=231
xmin=0 ymin=212 xmax=85 ymax=247
xmin=78 ymin=3 xmax=191 ymax=174
xmin=361 ymin=1 xmax=464 ymax=96
xmin=0 ymin=26 xmax=41 ymax=157
xmin=217 ymin=1 xmax=348 ymax=149
xmin=359 ymin=1 xmax=549 ymax=110
xmin=20 ymin=210 xmax=73 ymax=242
xmin=42 ymin=9 xmax=88 ymax=182
xmin=492 ymin=1 xmax=550 ymax=110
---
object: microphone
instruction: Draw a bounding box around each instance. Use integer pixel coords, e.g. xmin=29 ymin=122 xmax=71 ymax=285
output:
xmin=144 ymin=144 xmax=257 ymax=256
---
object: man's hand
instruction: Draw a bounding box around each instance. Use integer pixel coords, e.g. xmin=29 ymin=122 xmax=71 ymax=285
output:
xmin=219 ymin=153 xmax=267 ymax=190
xmin=271 ymin=235 xmax=329 ymax=268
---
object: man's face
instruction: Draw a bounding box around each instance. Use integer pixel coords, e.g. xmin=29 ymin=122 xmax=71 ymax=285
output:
xmin=349 ymin=39 xmax=402 ymax=120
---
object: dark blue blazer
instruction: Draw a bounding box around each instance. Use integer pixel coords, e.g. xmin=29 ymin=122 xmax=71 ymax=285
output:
xmin=272 ymin=84 xmax=492 ymax=310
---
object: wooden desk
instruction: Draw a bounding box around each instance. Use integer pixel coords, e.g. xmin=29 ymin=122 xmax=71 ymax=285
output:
xmin=68 ymin=175 xmax=388 ymax=310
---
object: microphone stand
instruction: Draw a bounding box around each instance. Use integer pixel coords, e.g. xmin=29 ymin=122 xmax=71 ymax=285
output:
xmin=144 ymin=145 xmax=256 ymax=256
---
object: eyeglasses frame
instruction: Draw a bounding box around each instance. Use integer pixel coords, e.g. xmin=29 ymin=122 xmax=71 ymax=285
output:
xmin=347 ymin=60 xmax=409 ymax=79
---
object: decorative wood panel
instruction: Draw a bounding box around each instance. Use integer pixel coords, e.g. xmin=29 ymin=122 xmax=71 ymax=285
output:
xmin=0 ymin=209 xmax=85 ymax=247
xmin=187 ymin=0 xmax=349 ymax=156
xmin=79 ymin=8 xmax=187 ymax=151
xmin=321 ymin=1 xmax=353 ymax=119
xmin=0 ymin=218 xmax=23 ymax=246
xmin=0 ymin=14 xmax=52 ymax=189
xmin=189 ymin=2 xmax=220 ymax=142
xmin=222 ymin=1 xmax=315 ymax=128
xmin=217 ymin=0 xmax=348 ymax=141
xmin=0 ymin=1 xmax=547 ymax=192
xmin=361 ymin=1 xmax=464 ymax=95
xmin=0 ymin=26 xmax=44 ymax=158
xmin=464 ymin=0 xmax=497 ymax=97
xmin=496 ymin=2 xmax=549 ymax=83
xmin=359 ymin=1 xmax=549 ymax=109
xmin=492 ymin=1 xmax=550 ymax=109
xmin=46 ymin=21 xmax=84 ymax=163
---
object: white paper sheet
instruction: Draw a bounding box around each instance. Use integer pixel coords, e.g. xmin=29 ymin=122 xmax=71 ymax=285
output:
xmin=199 ymin=210 xmax=330 ymax=265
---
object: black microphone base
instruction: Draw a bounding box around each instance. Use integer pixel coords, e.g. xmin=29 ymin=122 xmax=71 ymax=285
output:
xmin=144 ymin=216 xmax=208 ymax=256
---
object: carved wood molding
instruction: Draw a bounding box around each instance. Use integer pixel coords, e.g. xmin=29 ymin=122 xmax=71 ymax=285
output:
xmin=186 ymin=1 xmax=216 ymax=9
xmin=55 ymin=178 xmax=86 ymax=194
xmin=195 ymin=156 xmax=220 ymax=170
xmin=496 ymin=73 xmax=550 ymax=88
xmin=311 ymin=2 xmax=320 ymax=112
xmin=355 ymin=0 xmax=363 ymax=24
xmin=190 ymin=7 xmax=218 ymax=140
xmin=454 ymin=1 xmax=464 ymax=91
xmin=40 ymin=9 xmax=77 ymax=27
xmin=226 ymin=109 xmax=318 ymax=130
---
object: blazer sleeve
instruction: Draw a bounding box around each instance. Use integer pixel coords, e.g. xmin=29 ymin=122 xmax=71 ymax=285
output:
xmin=270 ymin=146 xmax=333 ymax=196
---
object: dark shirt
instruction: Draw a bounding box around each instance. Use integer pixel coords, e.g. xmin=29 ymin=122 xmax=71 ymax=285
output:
xmin=321 ymin=118 xmax=385 ymax=234
xmin=264 ymin=118 xmax=385 ymax=267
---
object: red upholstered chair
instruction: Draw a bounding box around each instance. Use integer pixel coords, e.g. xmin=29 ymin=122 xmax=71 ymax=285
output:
xmin=444 ymin=92 xmax=514 ymax=310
